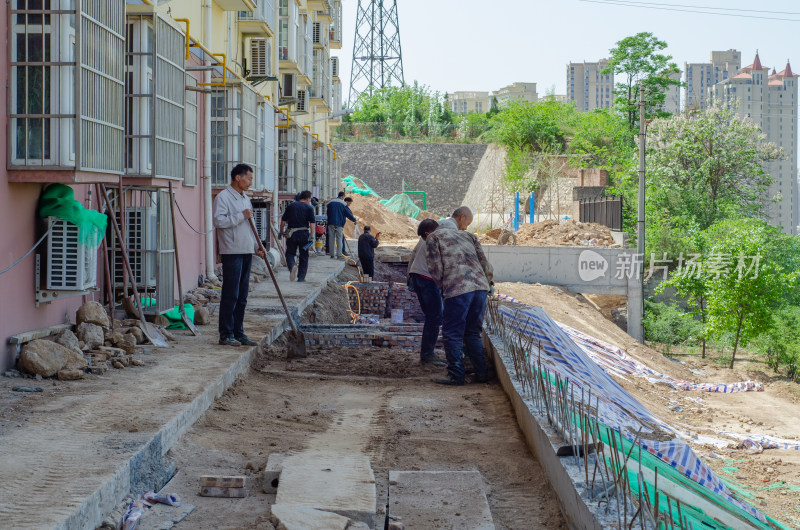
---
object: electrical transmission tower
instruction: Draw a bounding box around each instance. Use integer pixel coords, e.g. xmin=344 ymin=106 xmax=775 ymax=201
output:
xmin=348 ymin=0 xmax=405 ymax=106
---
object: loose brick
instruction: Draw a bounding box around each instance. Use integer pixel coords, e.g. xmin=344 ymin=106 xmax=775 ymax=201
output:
xmin=200 ymin=476 xmax=246 ymax=488
xmin=199 ymin=486 xmax=247 ymax=498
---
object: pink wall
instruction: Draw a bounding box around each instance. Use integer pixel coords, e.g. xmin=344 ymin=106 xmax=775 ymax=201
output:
xmin=0 ymin=28 xmax=212 ymax=371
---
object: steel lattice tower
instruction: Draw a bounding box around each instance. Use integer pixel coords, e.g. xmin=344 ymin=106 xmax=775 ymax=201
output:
xmin=348 ymin=0 xmax=405 ymax=106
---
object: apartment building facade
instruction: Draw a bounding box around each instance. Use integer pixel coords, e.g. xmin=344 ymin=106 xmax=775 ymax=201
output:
xmin=494 ymin=82 xmax=538 ymax=106
xmin=711 ymin=53 xmax=798 ymax=234
xmin=448 ymin=91 xmax=491 ymax=114
xmin=0 ymin=0 xmax=343 ymax=370
xmin=685 ymin=49 xmax=741 ymax=111
xmin=567 ymin=59 xmax=614 ymax=111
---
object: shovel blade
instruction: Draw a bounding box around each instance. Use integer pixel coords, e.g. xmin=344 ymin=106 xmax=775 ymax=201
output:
xmin=140 ymin=322 xmax=169 ymax=348
xmin=286 ymin=330 xmax=307 ymax=358
xmin=180 ymin=308 xmax=200 ymax=336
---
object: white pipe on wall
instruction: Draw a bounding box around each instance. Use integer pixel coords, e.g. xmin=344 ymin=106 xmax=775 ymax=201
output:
xmin=203 ymin=0 xmax=217 ymax=281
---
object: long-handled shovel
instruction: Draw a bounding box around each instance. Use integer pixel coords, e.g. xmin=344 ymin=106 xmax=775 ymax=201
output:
xmin=168 ymin=182 xmax=199 ymax=335
xmin=98 ymin=184 xmax=168 ymax=348
xmin=269 ymin=223 xmax=288 ymax=266
xmin=248 ymin=218 xmax=306 ymax=358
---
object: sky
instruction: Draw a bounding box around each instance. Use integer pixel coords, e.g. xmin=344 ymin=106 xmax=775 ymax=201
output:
xmin=335 ymin=0 xmax=800 ymax=101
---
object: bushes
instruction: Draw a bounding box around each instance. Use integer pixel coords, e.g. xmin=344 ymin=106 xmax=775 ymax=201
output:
xmin=643 ymin=301 xmax=703 ymax=346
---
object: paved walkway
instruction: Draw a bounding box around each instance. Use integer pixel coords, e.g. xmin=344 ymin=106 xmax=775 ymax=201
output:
xmin=0 ymin=256 xmax=344 ymax=530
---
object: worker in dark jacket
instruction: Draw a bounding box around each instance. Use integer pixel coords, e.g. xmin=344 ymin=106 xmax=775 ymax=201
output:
xmin=326 ymin=192 xmax=357 ymax=260
xmin=357 ymin=225 xmax=380 ymax=279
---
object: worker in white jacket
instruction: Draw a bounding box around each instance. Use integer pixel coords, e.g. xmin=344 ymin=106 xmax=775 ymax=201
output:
xmin=212 ymin=163 xmax=266 ymax=347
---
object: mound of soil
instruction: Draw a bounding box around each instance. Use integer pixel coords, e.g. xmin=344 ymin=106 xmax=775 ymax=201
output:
xmin=344 ymin=195 xmax=420 ymax=242
xmin=480 ymin=219 xmax=617 ymax=247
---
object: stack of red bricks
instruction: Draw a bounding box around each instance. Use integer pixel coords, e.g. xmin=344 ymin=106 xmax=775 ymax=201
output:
xmin=302 ymin=323 xmax=439 ymax=350
xmin=347 ymin=282 xmax=390 ymax=316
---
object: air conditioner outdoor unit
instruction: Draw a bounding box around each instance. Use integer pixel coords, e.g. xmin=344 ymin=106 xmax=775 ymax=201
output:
xmin=112 ymin=206 xmax=158 ymax=288
xmin=250 ymin=38 xmax=271 ymax=77
xmin=282 ymin=73 xmax=296 ymax=99
xmin=46 ymin=217 xmax=98 ymax=291
xmin=296 ymin=89 xmax=308 ymax=112
xmin=331 ymin=57 xmax=339 ymax=78
xmin=252 ymin=207 xmax=269 ymax=241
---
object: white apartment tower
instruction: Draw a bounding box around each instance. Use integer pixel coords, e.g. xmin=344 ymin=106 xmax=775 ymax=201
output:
xmin=685 ymin=49 xmax=741 ymax=111
xmin=711 ymin=52 xmax=798 ymax=234
xmin=567 ymin=60 xmax=614 ymax=111
xmin=448 ymin=91 xmax=491 ymax=114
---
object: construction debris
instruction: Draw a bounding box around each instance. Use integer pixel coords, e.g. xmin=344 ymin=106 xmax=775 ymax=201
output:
xmin=480 ymin=219 xmax=618 ymax=247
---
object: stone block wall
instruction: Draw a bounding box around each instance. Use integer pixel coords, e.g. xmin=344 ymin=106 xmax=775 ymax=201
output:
xmin=334 ymin=142 xmax=489 ymax=217
xmin=302 ymin=323 xmax=439 ymax=350
xmin=347 ymin=282 xmax=424 ymax=322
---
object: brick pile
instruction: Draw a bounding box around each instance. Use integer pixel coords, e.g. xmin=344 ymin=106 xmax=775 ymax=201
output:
xmin=302 ymin=323 xmax=439 ymax=351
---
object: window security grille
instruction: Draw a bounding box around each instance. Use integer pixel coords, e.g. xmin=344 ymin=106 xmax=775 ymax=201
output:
xmin=313 ymin=22 xmax=321 ymax=44
xmin=46 ymin=217 xmax=98 ymax=291
xmin=331 ymin=57 xmax=339 ymax=78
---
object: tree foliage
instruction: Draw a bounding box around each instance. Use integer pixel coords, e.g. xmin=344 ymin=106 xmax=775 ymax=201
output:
xmin=348 ymin=82 xmax=454 ymax=126
xmin=602 ymin=32 xmax=681 ymax=130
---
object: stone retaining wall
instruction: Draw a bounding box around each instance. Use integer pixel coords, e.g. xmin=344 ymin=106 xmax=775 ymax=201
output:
xmin=334 ymin=142 xmax=489 ymax=217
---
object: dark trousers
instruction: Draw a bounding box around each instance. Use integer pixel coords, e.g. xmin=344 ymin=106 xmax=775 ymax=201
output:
xmin=441 ymin=290 xmax=489 ymax=382
xmin=411 ymin=274 xmax=443 ymax=359
xmin=219 ymin=253 xmax=252 ymax=339
xmin=285 ymin=230 xmax=310 ymax=281
xmin=361 ymin=257 xmax=375 ymax=279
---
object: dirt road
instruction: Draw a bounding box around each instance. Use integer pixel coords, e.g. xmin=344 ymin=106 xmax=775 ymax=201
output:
xmin=165 ymin=339 xmax=567 ymax=529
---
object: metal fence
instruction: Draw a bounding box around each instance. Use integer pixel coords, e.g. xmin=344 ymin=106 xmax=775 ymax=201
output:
xmin=579 ymin=195 xmax=623 ymax=231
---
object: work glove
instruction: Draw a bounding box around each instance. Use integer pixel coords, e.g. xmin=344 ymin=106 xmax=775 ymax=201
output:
xmin=488 ymin=282 xmax=495 ymax=296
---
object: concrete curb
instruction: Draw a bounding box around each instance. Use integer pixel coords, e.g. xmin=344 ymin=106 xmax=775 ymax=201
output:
xmin=484 ymin=331 xmax=606 ymax=530
xmin=57 ymin=262 xmax=344 ymax=530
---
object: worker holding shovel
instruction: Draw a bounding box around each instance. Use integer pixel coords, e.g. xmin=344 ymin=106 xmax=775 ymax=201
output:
xmin=212 ymin=164 xmax=267 ymax=347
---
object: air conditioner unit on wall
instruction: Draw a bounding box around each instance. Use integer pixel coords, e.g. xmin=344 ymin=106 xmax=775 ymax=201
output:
xmin=112 ymin=206 xmax=158 ymax=288
xmin=296 ymin=89 xmax=308 ymax=112
xmin=252 ymin=206 xmax=269 ymax=240
xmin=250 ymin=38 xmax=271 ymax=77
xmin=46 ymin=217 xmax=98 ymax=291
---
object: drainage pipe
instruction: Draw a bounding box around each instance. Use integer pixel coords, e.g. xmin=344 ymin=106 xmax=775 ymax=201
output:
xmin=203 ymin=0 xmax=217 ymax=281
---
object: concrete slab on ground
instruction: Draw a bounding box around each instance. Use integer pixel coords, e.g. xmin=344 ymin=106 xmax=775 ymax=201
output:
xmin=270 ymin=504 xmax=350 ymax=530
xmin=137 ymin=502 xmax=195 ymax=530
xmin=0 ymin=258 xmax=344 ymax=529
xmin=388 ymin=470 xmax=495 ymax=530
xmin=275 ymin=452 xmax=376 ymax=527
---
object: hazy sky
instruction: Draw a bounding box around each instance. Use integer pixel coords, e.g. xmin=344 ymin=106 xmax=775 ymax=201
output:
xmin=335 ymin=0 xmax=800 ymax=100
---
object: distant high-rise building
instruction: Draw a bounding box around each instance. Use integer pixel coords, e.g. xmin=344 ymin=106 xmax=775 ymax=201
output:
xmin=494 ymin=82 xmax=538 ymax=106
xmin=685 ymin=49 xmax=741 ymax=111
xmin=711 ymin=52 xmax=798 ymax=234
xmin=448 ymin=91 xmax=491 ymax=114
xmin=661 ymin=70 xmax=682 ymax=114
xmin=567 ymin=59 xmax=614 ymax=111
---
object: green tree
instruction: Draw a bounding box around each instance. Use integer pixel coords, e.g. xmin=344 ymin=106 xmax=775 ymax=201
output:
xmin=602 ymin=32 xmax=681 ymax=130
xmin=702 ymin=218 xmax=799 ymax=368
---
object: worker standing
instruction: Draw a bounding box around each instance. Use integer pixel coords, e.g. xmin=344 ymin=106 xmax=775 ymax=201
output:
xmin=212 ymin=164 xmax=267 ymax=347
xmin=326 ymin=192 xmax=356 ymax=260
xmin=342 ymin=196 xmax=355 ymax=256
xmin=357 ymin=225 xmax=380 ymax=280
xmin=408 ymin=219 xmax=446 ymax=367
xmin=279 ymin=190 xmax=316 ymax=282
xmin=426 ymin=206 xmax=494 ymax=385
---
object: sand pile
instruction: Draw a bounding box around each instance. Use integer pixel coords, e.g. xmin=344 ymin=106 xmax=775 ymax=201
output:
xmin=479 ymin=219 xmax=617 ymax=247
xmin=344 ymin=195 xmax=420 ymax=242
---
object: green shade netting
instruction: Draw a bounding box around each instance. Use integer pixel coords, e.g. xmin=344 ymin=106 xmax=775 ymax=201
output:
xmin=38 ymin=183 xmax=107 ymax=248
xmin=379 ymin=193 xmax=421 ymax=219
xmin=163 ymin=304 xmax=195 ymax=330
xmin=342 ymin=176 xmax=381 ymax=198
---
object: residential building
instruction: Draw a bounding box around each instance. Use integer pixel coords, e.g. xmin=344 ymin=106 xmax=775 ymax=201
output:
xmin=567 ymin=60 xmax=614 ymax=111
xmin=710 ymin=52 xmax=798 ymax=234
xmin=661 ymin=70 xmax=682 ymax=114
xmin=0 ymin=0 xmax=343 ymax=371
xmin=684 ymin=49 xmax=741 ymax=111
xmin=448 ymin=91 xmax=491 ymax=114
xmin=494 ymin=83 xmax=538 ymax=106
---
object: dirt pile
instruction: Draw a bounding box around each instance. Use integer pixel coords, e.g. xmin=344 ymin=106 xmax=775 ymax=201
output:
xmin=344 ymin=195 xmax=420 ymax=242
xmin=480 ymin=219 xmax=617 ymax=247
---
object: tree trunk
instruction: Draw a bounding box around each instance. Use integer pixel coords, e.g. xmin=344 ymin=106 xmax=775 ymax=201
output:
xmin=730 ymin=310 xmax=745 ymax=369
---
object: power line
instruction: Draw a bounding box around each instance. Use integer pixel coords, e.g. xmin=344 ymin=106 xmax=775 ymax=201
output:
xmin=577 ymin=0 xmax=800 ymax=22
xmin=589 ymin=0 xmax=800 ymax=15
